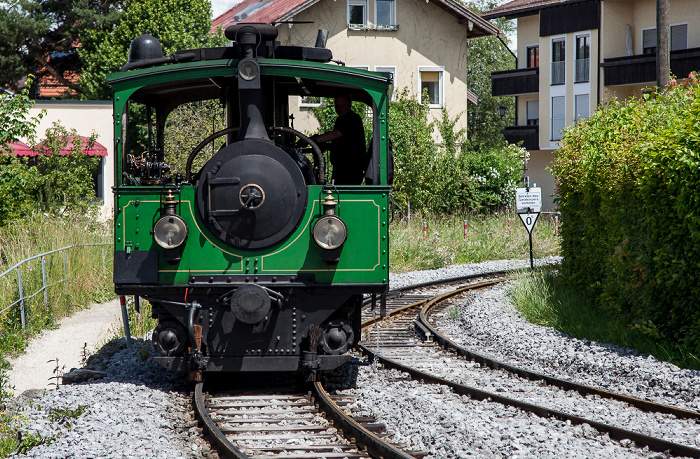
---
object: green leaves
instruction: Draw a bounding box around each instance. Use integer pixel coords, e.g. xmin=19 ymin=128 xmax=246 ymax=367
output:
xmin=553 ymin=74 xmax=700 ymax=354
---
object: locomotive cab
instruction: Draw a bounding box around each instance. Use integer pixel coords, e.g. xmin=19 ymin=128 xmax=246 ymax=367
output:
xmin=109 ymin=24 xmax=391 ymax=380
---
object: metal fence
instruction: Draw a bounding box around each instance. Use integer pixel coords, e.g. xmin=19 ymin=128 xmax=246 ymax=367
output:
xmin=0 ymin=243 xmax=111 ymax=330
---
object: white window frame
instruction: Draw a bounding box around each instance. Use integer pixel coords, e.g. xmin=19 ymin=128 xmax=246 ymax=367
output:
xmin=550 ymin=36 xmax=566 ymax=86
xmin=375 ymin=66 xmax=396 ymax=100
xmin=347 ymin=0 xmax=368 ymax=28
xmin=298 ymin=95 xmax=323 ymax=108
xmin=574 ymin=33 xmax=590 ymax=83
xmin=374 ymin=0 xmax=396 ymax=27
xmin=551 ymin=95 xmax=565 ymax=141
xmin=642 ymin=27 xmax=657 ymax=54
xmin=418 ymin=66 xmax=444 ymax=109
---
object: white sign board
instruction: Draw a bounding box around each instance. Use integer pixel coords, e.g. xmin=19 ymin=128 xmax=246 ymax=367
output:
xmin=518 ymin=212 xmax=540 ymax=235
xmin=516 ymin=187 xmax=542 ymax=213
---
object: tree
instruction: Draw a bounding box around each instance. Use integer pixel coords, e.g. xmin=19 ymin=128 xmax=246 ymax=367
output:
xmin=79 ymin=0 xmax=227 ymax=100
xmin=0 ymin=0 xmax=123 ymax=96
xmin=0 ymin=76 xmax=43 ymax=224
xmin=465 ymin=0 xmax=517 ymax=152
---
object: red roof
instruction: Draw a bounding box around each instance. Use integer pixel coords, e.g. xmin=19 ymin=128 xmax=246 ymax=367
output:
xmin=212 ymin=0 xmax=499 ymax=38
xmin=5 ymin=136 xmax=108 ymax=157
xmin=482 ymin=0 xmax=573 ymax=19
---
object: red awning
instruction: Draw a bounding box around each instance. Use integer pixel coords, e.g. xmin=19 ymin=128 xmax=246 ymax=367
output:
xmin=2 ymin=141 xmax=34 ymax=155
xmin=10 ymin=135 xmax=108 ymax=157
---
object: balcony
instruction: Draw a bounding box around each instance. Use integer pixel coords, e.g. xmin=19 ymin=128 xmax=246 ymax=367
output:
xmin=491 ymin=67 xmax=539 ymax=96
xmin=502 ymin=125 xmax=539 ymax=151
xmin=601 ymin=47 xmax=700 ymax=86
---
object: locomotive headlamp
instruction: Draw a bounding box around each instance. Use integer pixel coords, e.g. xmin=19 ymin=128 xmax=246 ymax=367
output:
xmin=238 ymin=58 xmax=259 ymax=81
xmin=154 ymin=214 xmax=188 ymax=249
xmin=154 ymin=190 xmax=188 ymax=249
xmin=313 ymin=215 xmax=347 ymax=250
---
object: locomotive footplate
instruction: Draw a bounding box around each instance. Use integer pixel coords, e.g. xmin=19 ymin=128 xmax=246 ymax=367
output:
xmin=153 ymin=354 xmax=351 ymax=372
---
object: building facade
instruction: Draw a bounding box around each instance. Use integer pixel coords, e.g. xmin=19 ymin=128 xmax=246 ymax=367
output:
xmin=213 ymin=0 xmax=498 ymax=136
xmin=484 ymin=0 xmax=700 ymax=211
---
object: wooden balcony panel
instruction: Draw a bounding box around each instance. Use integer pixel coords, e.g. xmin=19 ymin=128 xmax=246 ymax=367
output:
xmin=491 ymin=68 xmax=539 ymax=96
xmin=601 ymin=47 xmax=700 ymax=86
xmin=502 ymin=126 xmax=539 ymax=151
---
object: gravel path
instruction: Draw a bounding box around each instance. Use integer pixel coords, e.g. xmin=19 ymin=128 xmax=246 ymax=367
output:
xmin=7 ymin=299 xmax=121 ymax=395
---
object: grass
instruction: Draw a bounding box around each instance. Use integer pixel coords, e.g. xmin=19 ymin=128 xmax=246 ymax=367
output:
xmin=0 ymin=212 xmax=112 ymax=409
xmin=509 ymin=268 xmax=700 ymax=370
xmin=389 ymin=210 xmax=561 ymax=272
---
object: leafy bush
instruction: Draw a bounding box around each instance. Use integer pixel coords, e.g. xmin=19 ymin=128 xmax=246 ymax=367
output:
xmin=551 ymin=72 xmax=700 ymax=353
xmin=389 ymin=88 xmax=521 ymax=214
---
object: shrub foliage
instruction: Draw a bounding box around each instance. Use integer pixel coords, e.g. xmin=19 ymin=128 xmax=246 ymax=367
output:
xmin=311 ymin=88 xmax=522 ymax=214
xmin=551 ymin=72 xmax=700 ymax=352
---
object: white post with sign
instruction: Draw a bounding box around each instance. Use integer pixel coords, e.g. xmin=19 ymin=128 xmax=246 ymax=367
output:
xmin=516 ymin=187 xmax=542 ymax=268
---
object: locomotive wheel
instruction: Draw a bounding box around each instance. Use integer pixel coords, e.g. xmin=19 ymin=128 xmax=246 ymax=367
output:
xmin=185 ymin=126 xmax=325 ymax=184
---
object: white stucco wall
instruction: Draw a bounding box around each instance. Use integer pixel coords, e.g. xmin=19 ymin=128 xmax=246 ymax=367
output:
xmin=276 ymin=0 xmax=474 ymax=139
xmin=27 ymin=101 xmax=114 ymax=220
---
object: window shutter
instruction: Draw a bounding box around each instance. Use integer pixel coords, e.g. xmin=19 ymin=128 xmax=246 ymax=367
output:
xmin=575 ymin=94 xmax=589 ymax=120
xmin=643 ymin=29 xmax=657 ymax=50
xmin=671 ymin=24 xmax=688 ymax=51
xmin=527 ymin=100 xmax=539 ymax=120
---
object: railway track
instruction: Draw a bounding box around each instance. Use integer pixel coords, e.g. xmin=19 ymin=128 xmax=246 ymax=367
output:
xmin=359 ymin=272 xmax=700 ymax=458
xmin=194 ymin=381 xmax=418 ymax=458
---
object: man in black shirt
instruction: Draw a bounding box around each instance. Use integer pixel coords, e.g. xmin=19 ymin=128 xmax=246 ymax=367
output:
xmin=311 ymin=95 xmax=366 ymax=185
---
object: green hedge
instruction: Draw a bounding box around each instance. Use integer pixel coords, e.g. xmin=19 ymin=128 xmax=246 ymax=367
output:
xmin=552 ymin=72 xmax=700 ymax=350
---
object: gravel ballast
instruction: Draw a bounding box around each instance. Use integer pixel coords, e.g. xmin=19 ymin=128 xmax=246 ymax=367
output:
xmin=10 ymin=257 xmax=700 ymax=458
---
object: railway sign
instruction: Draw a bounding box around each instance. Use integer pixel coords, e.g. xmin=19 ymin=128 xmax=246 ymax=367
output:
xmin=518 ymin=212 xmax=539 ymax=235
xmin=516 ymin=187 xmax=542 ymax=213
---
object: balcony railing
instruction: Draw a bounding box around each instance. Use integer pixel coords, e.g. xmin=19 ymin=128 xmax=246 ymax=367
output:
xmin=490 ymin=67 xmax=539 ymax=96
xmin=551 ymin=61 xmax=565 ymax=85
xmin=601 ymin=47 xmax=700 ymax=86
xmin=575 ymin=58 xmax=590 ymax=83
xmin=501 ymin=125 xmax=539 ymax=151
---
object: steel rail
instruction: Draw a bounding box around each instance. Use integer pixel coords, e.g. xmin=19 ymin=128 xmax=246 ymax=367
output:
xmin=193 ymin=382 xmax=248 ymax=459
xmin=312 ymin=381 xmax=417 ymax=459
xmin=359 ymin=275 xmax=700 ymax=458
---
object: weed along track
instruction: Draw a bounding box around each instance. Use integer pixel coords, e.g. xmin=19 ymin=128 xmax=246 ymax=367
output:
xmin=359 ymin=273 xmax=700 ymax=458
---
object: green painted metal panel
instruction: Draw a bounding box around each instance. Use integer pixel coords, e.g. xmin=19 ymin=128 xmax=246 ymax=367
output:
xmin=115 ymin=185 xmax=389 ymax=286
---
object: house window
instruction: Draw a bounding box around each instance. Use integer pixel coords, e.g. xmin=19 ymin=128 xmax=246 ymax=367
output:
xmin=375 ymin=0 xmax=396 ymax=27
xmin=575 ymin=34 xmax=590 ymax=83
xmin=419 ymin=68 xmax=443 ymax=108
xmin=643 ymin=28 xmax=657 ymax=54
xmin=299 ymin=95 xmax=322 ymax=107
xmin=575 ymin=94 xmax=589 ymax=121
xmin=643 ymin=25 xmax=688 ymax=54
xmin=551 ymin=96 xmax=565 ymax=141
xmin=551 ymin=38 xmax=565 ymax=85
xmin=348 ymin=0 xmax=367 ymax=27
xmin=526 ymin=99 xmax=539 ymax=126
xmin=526 ymin=45 xmax=539 ymax=68
xmin=375 ymin=66 xmax=396 ymax=100
xmin=671 ymin=24 xmax=688 ymax=51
